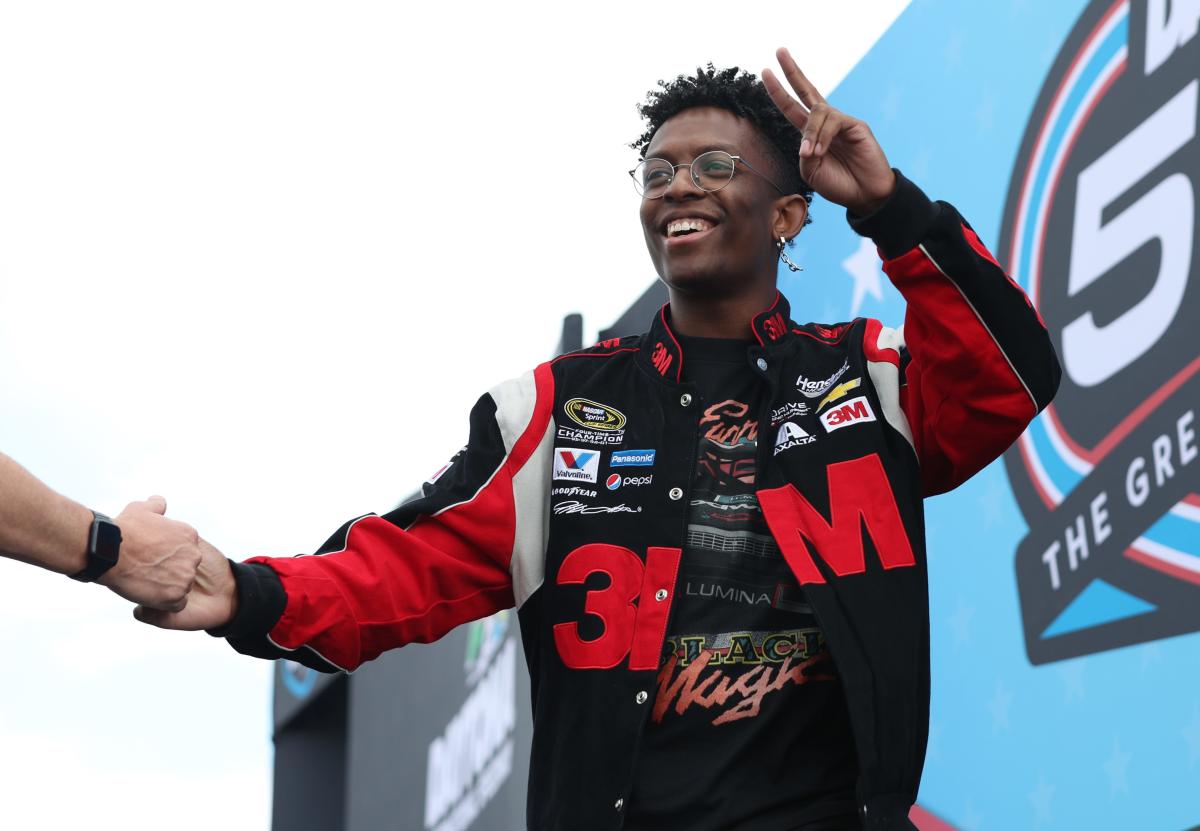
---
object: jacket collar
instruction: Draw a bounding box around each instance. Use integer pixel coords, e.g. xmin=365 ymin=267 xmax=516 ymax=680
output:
xmin=640 ymin=290 xmax=794 ymax=383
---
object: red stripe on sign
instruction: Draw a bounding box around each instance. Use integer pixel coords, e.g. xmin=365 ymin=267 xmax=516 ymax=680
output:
xmin=1043 ymin=355 xmax=1200 ymax=466
xmin=1124 ymin=545 xmax=1200 ymax=586
xmin=909 ymin=804 xmax=962 ymax=831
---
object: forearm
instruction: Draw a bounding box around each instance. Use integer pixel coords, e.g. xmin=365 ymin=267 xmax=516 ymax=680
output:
xmin=0 ymin=452 xmax=91 ymax=575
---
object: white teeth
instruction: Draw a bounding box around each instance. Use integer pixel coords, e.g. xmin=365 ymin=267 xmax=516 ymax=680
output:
xmin=666 ymin=218 xmax=714 ymax=237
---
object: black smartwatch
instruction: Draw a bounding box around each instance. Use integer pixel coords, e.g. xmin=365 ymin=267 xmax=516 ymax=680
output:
xmin=70 ymin=511 xmax=122 ymax=583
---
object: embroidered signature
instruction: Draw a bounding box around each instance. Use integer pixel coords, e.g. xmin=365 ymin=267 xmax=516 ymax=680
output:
xmin=552 ymin=500 xmax=642 ymax=515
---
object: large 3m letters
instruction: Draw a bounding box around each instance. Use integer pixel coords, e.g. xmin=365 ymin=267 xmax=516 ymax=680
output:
xmin=759 ymin=454 xmax=916 ymax=584
xmin=552 ymin=544 xmax=682 ymax=670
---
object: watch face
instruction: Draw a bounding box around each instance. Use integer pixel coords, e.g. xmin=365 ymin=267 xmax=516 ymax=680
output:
xmin=92 ymin=519 xmax=122 ymax=562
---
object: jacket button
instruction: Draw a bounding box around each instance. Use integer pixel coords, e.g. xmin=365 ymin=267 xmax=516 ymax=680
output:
xmin=756 ymin=357 xmax=768 ymax=371
xmin=680 ymin=393 xmax=693 ymax=407
xmin=655 ymin=588 xmax=668 ymax=601
xmin=615 ymin=798 xmax=624 ymax=811
xmin=668 ymin=487 xmax=683 ymax=500
xmin=636 ymin=690 xmax=648 ymax=704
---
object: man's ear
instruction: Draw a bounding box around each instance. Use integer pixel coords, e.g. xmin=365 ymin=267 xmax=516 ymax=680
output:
xmin=773 ymin=194 xmax=809 ymax=242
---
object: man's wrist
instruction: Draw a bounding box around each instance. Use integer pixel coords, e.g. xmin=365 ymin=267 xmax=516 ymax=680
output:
xmin=69 ymin=511 xmax=123 ymax=583
xmin=846 ymin=170 xmax=898 ymax=218
xmin=206 ymin=560 xmax=286 ymax=640
xmin=846 ymin=169 xmax=940 ymax=260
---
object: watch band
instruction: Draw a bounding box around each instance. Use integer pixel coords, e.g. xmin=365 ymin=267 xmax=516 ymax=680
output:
xmin=70 ymin=511 xmax=122 ymax=583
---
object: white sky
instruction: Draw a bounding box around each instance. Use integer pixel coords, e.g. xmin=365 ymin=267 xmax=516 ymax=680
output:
xmin=0 ymin=2 xmax=909 ymax=827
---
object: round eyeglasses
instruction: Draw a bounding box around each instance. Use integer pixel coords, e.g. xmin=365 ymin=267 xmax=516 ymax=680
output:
xmin=629 ymin=150 xmax=786 ymax=199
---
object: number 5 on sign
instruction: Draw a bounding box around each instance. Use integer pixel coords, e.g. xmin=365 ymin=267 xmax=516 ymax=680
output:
xmin=552 ymin=544 xmax=682 ymax=671
xmin=1063 ymin=80 xmax=1196 ymax=387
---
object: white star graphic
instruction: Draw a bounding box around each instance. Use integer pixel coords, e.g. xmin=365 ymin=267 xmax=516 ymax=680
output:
xmin=978 ymin=474 xmax=1006 ymax=528
xmin=945 ymin=30 xmax=965 ymax=69
xmin=1029 ymin=772 xmax=1054 ymax=827
xmin=1104 ymin=739 xmax=1131 ymax=797
xmin=1058 ymin=660 xmax=1085 ymax=703
xmin=976 ymin=92 xmax=996 ymax=135
xmin=962 ymin=798 xmax=984 ymax=831
xmin=926 ymin=721 xmax=943 ymax=763
xmin=1183 ymin=706 xmax=1200 ymax=768
xmin=949 ymin=597 xmax=975 ymax=647
xmin=841 ymin=237 xmax=884 ymax=317
xmin=989 ymin=680 xmax=1013 ymax=732
xmin=882 ymin=83 xmax=902 ymax=124
xmin=1140 ymin=642 xmax=1162 ymax=672
xmin=910 ymin=146 xmax=933 ymax=184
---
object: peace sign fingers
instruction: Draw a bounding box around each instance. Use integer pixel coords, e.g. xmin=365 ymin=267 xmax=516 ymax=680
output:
xmin=760 ymin=45 xmax=897 ymax=215
xmin=775 ymin=47 xmax=827 ymax=110
xmin=761 ymin=66 xmax=811 ymax=134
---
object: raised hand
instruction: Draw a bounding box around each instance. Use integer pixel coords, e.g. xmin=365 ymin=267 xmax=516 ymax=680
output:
xmin=762 ymin=47 xmax=896 ymax=216
xmin=100 ymin=496 xmax=202 ymax=611
xmin=133 ymin=537 xmax=237 ymax=631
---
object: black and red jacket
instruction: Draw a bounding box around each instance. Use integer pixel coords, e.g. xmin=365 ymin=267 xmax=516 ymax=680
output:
xmin=217 ymin=173 xmax=1060 ymax=830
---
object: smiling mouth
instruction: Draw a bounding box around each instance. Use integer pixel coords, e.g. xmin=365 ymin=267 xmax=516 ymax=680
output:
xmin=663 ymin=217 xmax=718 ymax=246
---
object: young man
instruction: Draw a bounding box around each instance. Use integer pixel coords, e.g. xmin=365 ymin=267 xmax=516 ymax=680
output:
xmin=0 ymin=451 xmax=201 ymax=610
xmin=138 ymin=51 xmax=1059 ymax=830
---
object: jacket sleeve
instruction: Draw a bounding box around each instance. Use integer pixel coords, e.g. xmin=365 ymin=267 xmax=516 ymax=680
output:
xmin=849 ymin=171 xmax=1061 ymax=496
xmin=209 ymin=363 xmax=556 ymax=672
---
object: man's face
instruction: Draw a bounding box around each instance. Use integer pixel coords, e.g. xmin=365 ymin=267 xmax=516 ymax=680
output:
xmin=639 ymin=107 xmax=787 ymax=296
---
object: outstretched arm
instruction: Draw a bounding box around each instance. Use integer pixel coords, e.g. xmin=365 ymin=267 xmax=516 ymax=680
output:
xmin=137 ymin=367 xmax=555 ymax=673
xmin=0 ymin=451 xmax=202 ymax=610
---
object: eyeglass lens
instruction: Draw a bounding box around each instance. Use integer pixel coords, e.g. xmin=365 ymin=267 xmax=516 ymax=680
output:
xmin=633 ymin=150 xmax=737 ymax=198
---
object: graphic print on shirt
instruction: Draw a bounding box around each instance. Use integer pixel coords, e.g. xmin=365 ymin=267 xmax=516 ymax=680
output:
xmin=652 ymin=628 xmax=836 ymax=726
xmin=688 ymin=399 xmax=779 ymax=566
xmin=656 ymin=396 xmax=840 ymax=729
xmin=628 ymin=338 xmax=859 ymax=826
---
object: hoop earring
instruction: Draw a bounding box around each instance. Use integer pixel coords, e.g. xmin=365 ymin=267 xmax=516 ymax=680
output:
xmin=777 ymin=236 xmax=803 ymax=272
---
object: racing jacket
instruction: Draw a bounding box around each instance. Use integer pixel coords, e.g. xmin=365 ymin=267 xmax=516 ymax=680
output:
xmin=217 ymin=173 xmax=1060 ymax=830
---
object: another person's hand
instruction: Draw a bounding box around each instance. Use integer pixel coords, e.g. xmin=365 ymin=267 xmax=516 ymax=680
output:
xmin=99 ymin=496 xmax=201 ymax=611
xmin=762 ymin=47 xmax=896 ymax=215
xmin=133 ymin=537 xmax=237 ymax=631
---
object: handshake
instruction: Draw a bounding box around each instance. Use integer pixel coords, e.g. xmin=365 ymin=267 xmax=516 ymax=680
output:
xmin=94 ymin=496 xmax=238 ymax=631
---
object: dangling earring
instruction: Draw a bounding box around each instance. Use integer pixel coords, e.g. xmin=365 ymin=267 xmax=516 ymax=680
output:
xmin=777 ymin=236 xmax=803 ymax=272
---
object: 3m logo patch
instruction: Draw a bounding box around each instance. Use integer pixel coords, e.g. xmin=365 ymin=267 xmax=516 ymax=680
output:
xmin=819 ymin=396 xmax=876 ymax=432
xmin=554 ymin=448 xmax=600 ymax=483
xmin=565 ymin=398 xmax=627 ymax=432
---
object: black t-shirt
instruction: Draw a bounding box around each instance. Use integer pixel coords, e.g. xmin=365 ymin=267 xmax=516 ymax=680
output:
xmin=625 ymin=335 xmax=858 ymax=831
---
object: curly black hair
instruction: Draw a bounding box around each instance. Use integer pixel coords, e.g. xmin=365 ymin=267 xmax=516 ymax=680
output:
xmin=632 ymin=64 xmax=813 ymax=219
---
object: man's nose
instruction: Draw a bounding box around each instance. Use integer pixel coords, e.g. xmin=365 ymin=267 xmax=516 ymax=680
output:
xmin=664 ymin=164 xmax=704 ymax=201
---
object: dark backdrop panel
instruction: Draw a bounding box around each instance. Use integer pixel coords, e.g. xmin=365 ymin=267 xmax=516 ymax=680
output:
xmin=272 ymin=676 xmax=348 ymax=831
xmin=343 ymin=614 xmax=533 ymax=831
